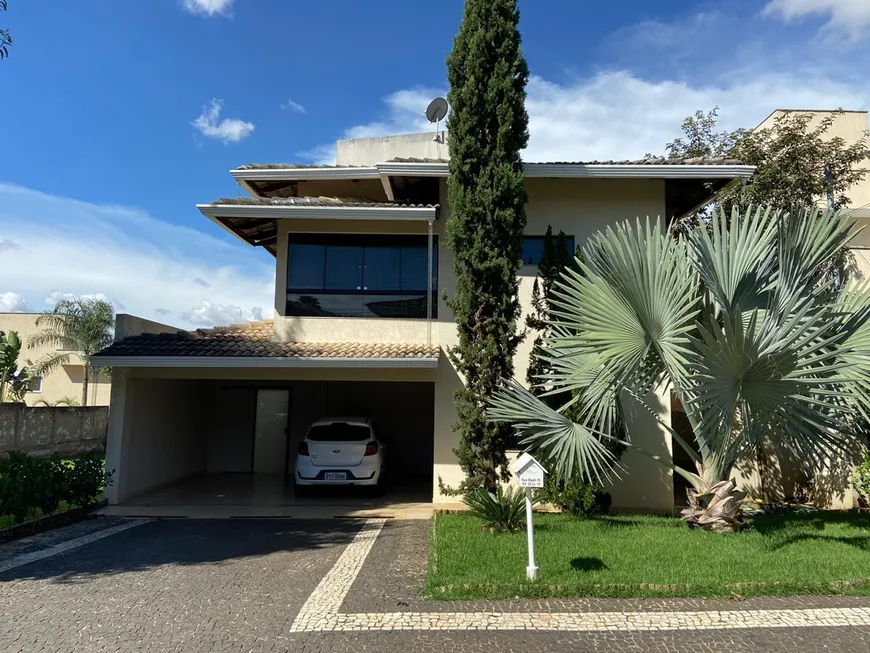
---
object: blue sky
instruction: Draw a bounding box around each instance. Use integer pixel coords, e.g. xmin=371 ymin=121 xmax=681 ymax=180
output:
xmin=1 ymin=0 xmax=870 ymax=327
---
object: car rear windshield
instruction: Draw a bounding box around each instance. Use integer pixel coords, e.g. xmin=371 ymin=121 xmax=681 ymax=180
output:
xmin=307 ymin=422 xmax=371 ymax=442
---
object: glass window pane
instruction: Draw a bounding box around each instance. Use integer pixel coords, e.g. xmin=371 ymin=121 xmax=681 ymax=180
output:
xmin=400 ymin=246 xmax=434 ymax=290
xmin=325 ymin=245 xmax=362 ymax=290
xmin=521 ymin=238 xmax=543 ymax=266
xmin=364 ymin=247 xmax=401 ymax=291
xmin=288 ymin=244 xmax=325 ymax=290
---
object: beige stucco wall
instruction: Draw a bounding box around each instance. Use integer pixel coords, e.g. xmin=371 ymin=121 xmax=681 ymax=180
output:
xmin=104 ymin=373 xmax=209 ymax=503
xmin=336 ymin=132 xmax=449 ymax=167
xmin=0 ymin=313 xmax=111 ymax=406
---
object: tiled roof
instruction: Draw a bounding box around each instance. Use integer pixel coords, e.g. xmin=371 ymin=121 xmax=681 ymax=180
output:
xmin=94 ymin=320 xmax=440 ymax=360
xmin=236 ymin=156 xmax=747 ymax=169
xmin=236 ymin=163 xmax=369 ymax=170
xmin=209 ymin=196 xmax=438 ymax=209
xmin=535 ymin=157 xmax=746 ymax=166
xmin=387 ymin=156 xmax=746 ymax=165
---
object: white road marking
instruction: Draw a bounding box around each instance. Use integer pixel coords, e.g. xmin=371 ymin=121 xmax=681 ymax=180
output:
xmin=0 ymin=520 xmax=151 ymax=574
xmin=289 ymin=517 xmax=870 ymax=633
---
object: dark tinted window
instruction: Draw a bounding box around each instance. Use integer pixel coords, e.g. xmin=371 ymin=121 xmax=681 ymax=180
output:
xmin=307 ymin=422 xmax=371 ymax=441
xmin=364 ymin=247 xmax=402 ymax=291
xmin=286 ymin=235 xmax=438 ymax=318
xmin=325 ymin=245 xmax=363 ymax=290
xmin=400 ymin=246 xmax=434 ymax=290
xmin=521 ymin=235 xmax=576 ymax=266
xmin=288 ymin=244 xmax=325 ymax=290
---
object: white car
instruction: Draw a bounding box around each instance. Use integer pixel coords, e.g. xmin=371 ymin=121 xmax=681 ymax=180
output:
xmin=294 ymin=417 xmax=385 ymax=494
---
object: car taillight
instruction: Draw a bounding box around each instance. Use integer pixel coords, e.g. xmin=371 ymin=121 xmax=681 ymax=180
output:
xmin=297 ymin=441 xmax=309 ymax=456
xmin=364 ymin=441 xmax=379 ymax=456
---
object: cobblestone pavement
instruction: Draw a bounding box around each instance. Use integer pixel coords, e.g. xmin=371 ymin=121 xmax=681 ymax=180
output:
xmin=1 ymin=516 xmax=870 ymax=652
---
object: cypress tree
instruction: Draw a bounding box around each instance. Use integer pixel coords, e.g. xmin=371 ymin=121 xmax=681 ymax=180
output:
xmin=445 ymin=0 xmax=529 ymax=492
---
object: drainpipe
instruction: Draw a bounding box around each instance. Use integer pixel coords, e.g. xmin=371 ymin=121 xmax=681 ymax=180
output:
xmin=427 ymin=218 xmax=434 ymax=347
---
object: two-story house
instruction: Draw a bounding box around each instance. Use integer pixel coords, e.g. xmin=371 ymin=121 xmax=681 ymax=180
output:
xmin=93 ymin=134 xmax=755 ymax=512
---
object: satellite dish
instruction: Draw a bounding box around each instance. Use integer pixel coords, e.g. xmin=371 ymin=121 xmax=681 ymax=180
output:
xmin=426 ymin=97 xmax=449 ymax=123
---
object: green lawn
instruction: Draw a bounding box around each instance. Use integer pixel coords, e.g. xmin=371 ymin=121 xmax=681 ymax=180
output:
xmin=426 ymin=511 xmax=870 ymax=599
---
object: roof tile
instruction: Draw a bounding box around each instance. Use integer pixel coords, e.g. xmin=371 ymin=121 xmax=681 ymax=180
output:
xmin=210 ymin=196 xmax=438 ymax=209
xmin=94 ymin=320 xmax=440 ymax=360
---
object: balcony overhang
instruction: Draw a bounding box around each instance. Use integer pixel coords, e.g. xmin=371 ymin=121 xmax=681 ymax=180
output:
xmin=197 ymin=201 xmax=439 ymax=255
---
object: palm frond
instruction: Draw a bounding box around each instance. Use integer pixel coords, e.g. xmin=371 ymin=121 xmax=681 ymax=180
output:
xmin=31 ymin=351 xmax=73 ymax=377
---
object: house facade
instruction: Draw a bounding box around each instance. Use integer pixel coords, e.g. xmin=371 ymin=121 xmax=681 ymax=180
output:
xmin=0 ymin=312 xmax=111 ymax=407
xmin=94 ymin=134 xmax=757 ymax=512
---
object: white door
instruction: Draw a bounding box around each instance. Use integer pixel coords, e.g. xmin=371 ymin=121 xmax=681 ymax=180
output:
xmin=253 ymin=389 xmax=289 ymax=475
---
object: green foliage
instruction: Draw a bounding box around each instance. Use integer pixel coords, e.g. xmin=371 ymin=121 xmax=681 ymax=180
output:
xmin=538 ymin=469 xmax=611 ymax=517
xmin=30 ymin=297 xmax=115 ymax=406
xmin=59 ymin=451 xmax=108 ymax=509
xmin=730 ymin=110 xmax=870 ymax=211
xmin=445 ymin=0 xmax=530 ymax=492
xmin=850 ymin=454 xmax=870 ymax=505
xmin=526 ymin=227 xmax=580 ymax=403
xmin=462 ymin=486 xmax=530 ymax=532
xmin=491 ymin=205 xmax=870 ymax=532
xmin=0 ymin=0 xmax=11 ymax=60
xmin=0 ymin=330 xmax=34 ymax=403
xmin=0 ymin=451 xmax=110 ymax=525
xmin=659 ymin=107 xmax=747 ymax=160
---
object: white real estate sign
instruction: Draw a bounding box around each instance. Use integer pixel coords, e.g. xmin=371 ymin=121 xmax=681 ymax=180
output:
xmin=512 ymin=452 xmax=548 ymax=580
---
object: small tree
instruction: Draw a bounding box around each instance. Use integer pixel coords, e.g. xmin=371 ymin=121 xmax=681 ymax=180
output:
xmin=29 ymin=297 xmax=115 ymax=406
xmin=0 ymin=330 xmax=33 ymax=403
xmin=659 ymin=107 xmax=747 ymax=160
xmin=444 ymin=0 xmax=530 ymax=492
xmin=730 ymin=110 xmax=869 ymax=211
xmin=492 ymin=205 xmax=870 ymax=533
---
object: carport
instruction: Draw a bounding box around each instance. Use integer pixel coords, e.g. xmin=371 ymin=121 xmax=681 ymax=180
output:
xmin=93 ymin=320 xmax=440 ymax=512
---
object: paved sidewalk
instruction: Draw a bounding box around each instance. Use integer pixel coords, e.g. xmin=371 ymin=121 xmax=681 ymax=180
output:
xmin=1 ymin=516 xmax=869 ymax=652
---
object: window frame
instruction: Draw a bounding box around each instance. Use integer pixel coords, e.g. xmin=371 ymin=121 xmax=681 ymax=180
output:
xmin=286 ymin=234 xmax=438 ymax=295
xmin=286 ymin=233 xmax=438 ymax=319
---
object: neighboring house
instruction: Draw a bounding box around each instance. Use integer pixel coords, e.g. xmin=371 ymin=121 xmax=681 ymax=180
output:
xmin=754 ymin=109 xmax=870 ymax=281
xmin=94 ymin=133 xmax=755 ymax=512
xmin=0 ymin=312 xmax=111 ymax=407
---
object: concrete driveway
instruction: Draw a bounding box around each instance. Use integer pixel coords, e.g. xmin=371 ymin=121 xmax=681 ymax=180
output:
xmin=2 ymin=517 xmax=870 ymax=652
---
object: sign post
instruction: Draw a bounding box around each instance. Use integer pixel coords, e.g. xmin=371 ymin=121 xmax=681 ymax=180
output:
xmin=512 ymin=452 xmax=547 ymax=581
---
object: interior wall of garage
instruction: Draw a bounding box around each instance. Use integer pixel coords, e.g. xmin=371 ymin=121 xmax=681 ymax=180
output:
xmin=118 ymin=377 xmax=209 ymax=500
xmin=204 ymin=380 xmax=434 ymax=482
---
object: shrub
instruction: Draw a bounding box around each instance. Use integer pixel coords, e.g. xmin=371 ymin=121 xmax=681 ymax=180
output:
xmin=850 ymin=454 xmax=870 ymax=506
xmin=61 ymin=450 xmax=108 ymax=508
xmin=0 ymin=450 xmax=108 ymax=525
xmin=463 ymin=486 xmax=530 ymax=532
xmin=539 ymin=470 xmax=612 ymax=517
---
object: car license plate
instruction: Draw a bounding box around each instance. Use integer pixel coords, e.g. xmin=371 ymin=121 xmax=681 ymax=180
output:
xmin=324 ymin=472 xmax=347 ymax=481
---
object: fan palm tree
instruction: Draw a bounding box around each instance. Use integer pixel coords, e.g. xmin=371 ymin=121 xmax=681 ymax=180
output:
xmin=28 ymin=298 xmax=114 ymax=406
xmin=491 ymin=205 xmax=870 ymax=533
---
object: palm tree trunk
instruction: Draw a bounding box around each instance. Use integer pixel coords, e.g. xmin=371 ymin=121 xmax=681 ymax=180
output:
xmin=681 ymin=478 xmax=746 ymax=533
xmin=81 ymin=366 xmax=89 ymax=406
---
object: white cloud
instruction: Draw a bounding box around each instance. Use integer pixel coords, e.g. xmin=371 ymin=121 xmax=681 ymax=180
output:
xmin=182 ymin=0 xmax=233 ymax=17
xmin=192 ymin=99 xmax=255 ymax=144
xmin=521 ymin=71 xmax=866 ymax=162
xmin=282 ymin=98 xmax=307 ymax=114
xmin=299 ymin=88 xmax=443 ymax=163
xmin=764 ymin=0 xmax=870 ymax=39
xmin=0 ymin=183 xmax=274 ymax=330
xmin=182 ymin=299 xmax=264 ymax=327
xmin=0 ymin=292 xmax=30 ymax=313
xmin=0 ymin=238 xmax=19 ymax=253
xmin=315 ymin=71 xmax=865 ymax=164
